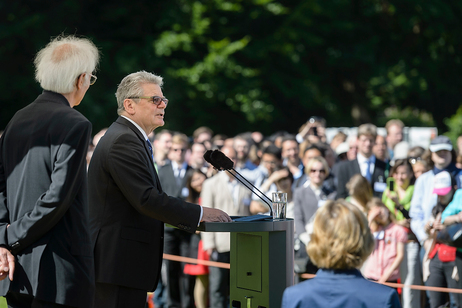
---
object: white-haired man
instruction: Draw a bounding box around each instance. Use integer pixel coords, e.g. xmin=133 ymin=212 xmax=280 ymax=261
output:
xmin=88 ymin=71 xmax=231 ymax=307
xmin=0 ymin=35 xmax=100 ymax=307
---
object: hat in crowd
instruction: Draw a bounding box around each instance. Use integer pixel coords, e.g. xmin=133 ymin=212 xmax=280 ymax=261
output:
xmin=335 ymin=142 xmax=349 ymax=155
xmin=433 ymin=171 xmax=452 ymax=196
xmin=429 ymin=135 xmax=453 ymax=153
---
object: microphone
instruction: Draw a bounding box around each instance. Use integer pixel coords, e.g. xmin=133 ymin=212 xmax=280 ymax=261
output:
xmin=204 ymin=150 xmax=273 ymax=215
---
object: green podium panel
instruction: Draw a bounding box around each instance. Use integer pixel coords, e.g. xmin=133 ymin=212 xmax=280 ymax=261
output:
xmin=199 ymin=218 xmax=294 ymax=308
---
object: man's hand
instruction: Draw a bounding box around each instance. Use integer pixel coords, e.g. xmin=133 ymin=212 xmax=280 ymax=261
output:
xmin=0 ymin=247 xmax=14 ymax=281
xmin=201 ymin=207 xmax=232 ymax=223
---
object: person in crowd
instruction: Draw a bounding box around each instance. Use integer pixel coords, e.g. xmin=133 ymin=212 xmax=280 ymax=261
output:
xmin=158 ymin=133 xmax=196 ymax=307
xmin=274 ymin=166 xmax=295 ymax=219
xmin=270 ymin=131 xmax=288 ymax=148
xmin=282 ymin=200 xmax=401 ymax=308
xmin=365 ymin=198 xmax=407 ymax=284
xmin=410 ymin=136 xmax=462 ymax=262
xmin=189 ymin=142 xmax=208 ymax=174
xmin=251 ymin=131 xmax=264 ymax=145
xmin=318 ymin=142 xmax=337 ymax=169
xmin=183 ymin=169 xmax=209 ymax=308
xmin=347 ymin=135 xmax=358 ymax=160
xmin=281 ymin=135 xmax=304 ymax=181
xmin=335 ymin=142 xmax=350 ymax=162
xmin=382 ymin=159 xmax=421 ymax=308
xmin=334 ymin=123 xmax=387 ymax=199
xmin=153 ymin=129 xmax=173 ymax=167
xmin=293 ymin=144 xmax=324 ymax=188
xmin=345 ymin=174 xmax=373 ymax=214
xmin=233 ymin=134 xmax=257 ymax=172
xmin=294 ymin=157 xmax=336 ymax=240
xmin=456 ymin=154 xmax=462 ymax=170
xmin=250 ymin=144 xmax=282 ymax=214
xmin=211 ymin=134 xmax=227 ymax=150
xmin=193 ymin=126 xmax=213 ymax=149
xmin=330 ymin=131 xmax=348 ymax=152
xmin=295 ymin=116 xmax=327 ymax=144
xmin=411 ymin=158 xmax=431 ymax=179
xmin=383 ymin=159 xmax=415 ymax=222
xmin=424 ymin=171 xmax=462 ymax=308
xmin=386 ymin=119 xmax=405 ymax=160
xmin=0 ymin=35 xmax=99 ymax=308
xmin=374 ymin=134 xmax=389 ymax=163
xmin=88 ymin=71 xmax=231 ymax=307
xmin=408 ymin=146 xmax=425 ymax=160
xmin=201 ymin=146 xmax=252 ymax=308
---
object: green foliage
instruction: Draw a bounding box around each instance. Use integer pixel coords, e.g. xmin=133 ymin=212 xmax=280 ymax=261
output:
xmin=444 ymin=105 xmax=462 ymax=145
xmin=1 ymin=0 xmax=462 ymax=137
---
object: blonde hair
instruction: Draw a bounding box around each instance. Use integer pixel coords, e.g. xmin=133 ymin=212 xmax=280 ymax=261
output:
xmin=357 ymin=123 xmax=377 ymax=139
xmin=172 ymin=133 xmax=189 ymax=147
xmin=305 ymin=156 xmax=330 ymax=178
xmin=346 ymin=174 xmax=373 ymax=211
xmin=34 ymin=35 xmax=100 ymax=94
xmin=307 ymin=200 xmax=374 ymax=269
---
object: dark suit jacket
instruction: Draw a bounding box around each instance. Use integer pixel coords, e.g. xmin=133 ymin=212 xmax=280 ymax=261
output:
xmin=88 ymin=117 xmax=201 ymax=291
xmin=282 ymin=269 xmax=401 ymax=308
xmin=158 ymin=160 xmax=191 ymax=199
xmin=0 ymin=91 xmax=94 ymax=307
xmin=333 ymin=157 xmax=387 ymax=199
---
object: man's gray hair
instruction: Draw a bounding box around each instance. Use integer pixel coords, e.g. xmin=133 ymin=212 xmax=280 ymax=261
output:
xmin=34 ymin=35 xmax=100 ymax=94
xmin=115 ymin=71 xmax=163 ymax=115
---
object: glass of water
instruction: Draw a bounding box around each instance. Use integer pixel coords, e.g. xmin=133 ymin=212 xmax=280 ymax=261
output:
xmin=272 ymin=191 xmax=287 ymax=220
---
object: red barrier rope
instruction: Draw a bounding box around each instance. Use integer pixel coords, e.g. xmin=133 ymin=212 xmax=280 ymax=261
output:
xmin=163 ymin=253 xmax=462 ymax=294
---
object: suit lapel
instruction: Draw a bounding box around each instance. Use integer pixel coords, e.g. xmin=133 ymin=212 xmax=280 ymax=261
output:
xmin=115 ymin=117 xmax=163 ymax=191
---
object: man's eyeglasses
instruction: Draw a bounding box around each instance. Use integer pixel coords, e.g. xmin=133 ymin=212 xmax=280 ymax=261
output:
xmin=89 ymin=74 xmax=97 ymax=85
xmin=128 ymin=96 xmax=168 ymax=107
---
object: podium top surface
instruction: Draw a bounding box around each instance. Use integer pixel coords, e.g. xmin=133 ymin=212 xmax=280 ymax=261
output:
xmin=197 ymin=217 xmax=294 ymax=232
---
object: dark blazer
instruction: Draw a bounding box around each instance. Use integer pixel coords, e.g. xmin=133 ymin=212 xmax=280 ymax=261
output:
xmin=158 ymin=160 xmax=191 ymax=199
xmin=0 ymin=91 xmax=94 ymax=307
xmin=333 ymin=157 xmax=387 ymax=199
xmin=282 ymin=269 xmax=401 ymax=308
xmin=88 ymin=116 xmax=201 ymax=291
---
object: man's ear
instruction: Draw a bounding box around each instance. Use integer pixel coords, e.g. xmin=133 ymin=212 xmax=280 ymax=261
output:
xmin=76 ymin=73 xmax=86 ymax=89
xmin=123 ymin=99 xmax=136 ymax=115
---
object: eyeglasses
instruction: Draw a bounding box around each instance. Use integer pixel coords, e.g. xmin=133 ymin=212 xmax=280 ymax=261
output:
xmin=128 ymin=96 xmax=168 ymax=107
xmin=89 ymin=74 xmax=97 ymax=85
xmin=310 ymin=169 xmax=326 ymax=174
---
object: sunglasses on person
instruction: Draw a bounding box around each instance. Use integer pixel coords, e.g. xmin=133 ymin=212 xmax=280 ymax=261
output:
xmin=128 ymin=96 xmax=169 ymax=107
xmin=310 ymin=169 xmax=326 ymax=174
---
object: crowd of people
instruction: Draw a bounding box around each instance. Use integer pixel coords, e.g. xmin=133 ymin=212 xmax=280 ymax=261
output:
xmin=89 ymin=115 xmax=462 ymax=308
xmin=1 ymin=33 xmax=461 ymax=308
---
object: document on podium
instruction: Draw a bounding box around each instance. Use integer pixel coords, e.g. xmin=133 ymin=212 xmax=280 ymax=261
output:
xmin=232 ymin=214 xmax=271 ymax=222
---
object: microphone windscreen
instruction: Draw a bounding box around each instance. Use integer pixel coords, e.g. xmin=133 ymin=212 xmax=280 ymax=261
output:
xmin=203 ymin=150 xmax=220 ymax=169
xmin=211 ymin=150 xmax=234 ymax=170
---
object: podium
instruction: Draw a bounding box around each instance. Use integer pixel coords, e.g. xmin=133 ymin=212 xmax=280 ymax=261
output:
xmin=198 ymin=218 xmax=294 ymax=308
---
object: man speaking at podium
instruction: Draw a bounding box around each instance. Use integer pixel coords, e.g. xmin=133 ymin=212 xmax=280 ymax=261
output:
xmin=88 ymin=71 xmax=231 ymax=308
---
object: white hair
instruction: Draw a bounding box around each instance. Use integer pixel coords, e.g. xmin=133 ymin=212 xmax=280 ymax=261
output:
xmin=115 ymin=71 xmax=163 ymax=115
xmin=34 ymin=35 xmax=100 ymax=94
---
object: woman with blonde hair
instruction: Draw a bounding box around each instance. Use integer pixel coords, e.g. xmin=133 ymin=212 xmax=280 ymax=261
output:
xmin=282 ymin=200 xmax=401 ymax=308
xmin=346 ymin=174 xmax=373 ymax=213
